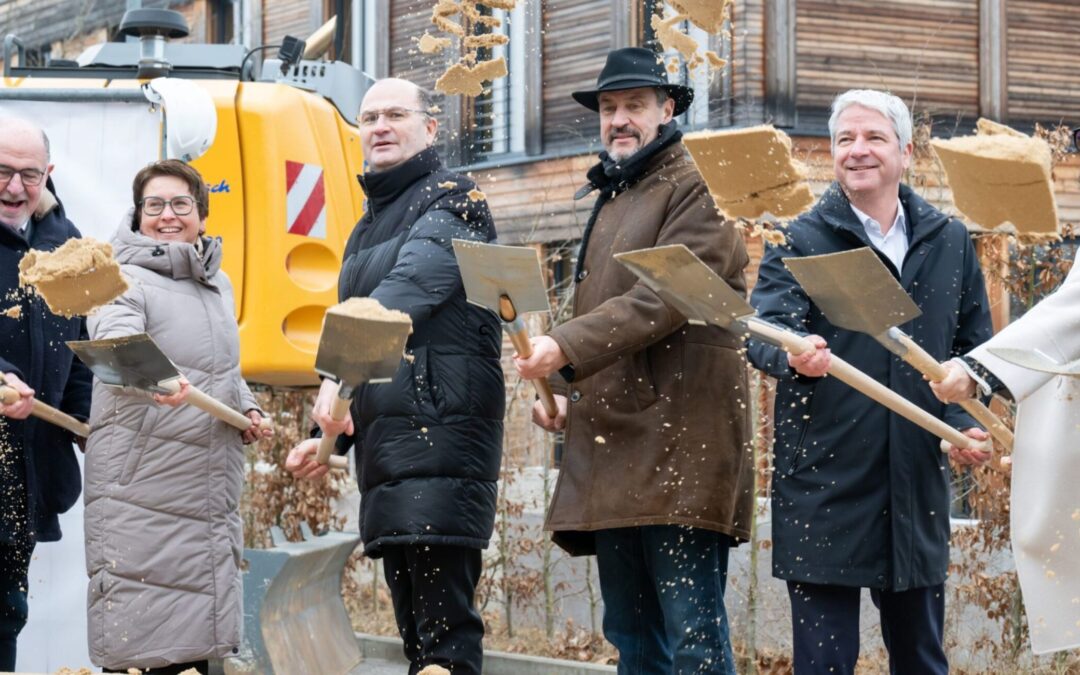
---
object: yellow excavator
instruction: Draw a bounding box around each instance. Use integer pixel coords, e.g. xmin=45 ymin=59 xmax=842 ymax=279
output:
xmin=1 ymin=9 xmax=368 ymax=673
xmin=1 ymin=8 xmax=366 ymax=387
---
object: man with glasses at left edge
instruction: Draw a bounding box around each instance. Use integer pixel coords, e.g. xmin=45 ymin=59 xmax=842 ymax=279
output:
xmin=0 ymin=116 xmax=92 ymax=670
xmin=285 ymin=79 xmax=503 ymax=674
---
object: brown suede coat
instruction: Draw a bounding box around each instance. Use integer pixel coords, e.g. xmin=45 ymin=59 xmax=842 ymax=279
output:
xmin=546 ymin=141 xmax=755 ymax=555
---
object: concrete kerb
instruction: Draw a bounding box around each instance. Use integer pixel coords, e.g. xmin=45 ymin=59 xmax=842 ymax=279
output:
xmin=356 ymin=633 xmax=618 ymax=674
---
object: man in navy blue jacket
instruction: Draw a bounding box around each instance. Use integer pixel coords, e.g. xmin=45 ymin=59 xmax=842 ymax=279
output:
xmin=746 ymin=91 xmax=993 ymax=674
xmin=0 ymin=116 xmax=92 ymax=670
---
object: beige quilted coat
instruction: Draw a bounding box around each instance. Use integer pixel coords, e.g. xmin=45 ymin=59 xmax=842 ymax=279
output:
xmin=83 ymin=220 xmax=255 ymax=669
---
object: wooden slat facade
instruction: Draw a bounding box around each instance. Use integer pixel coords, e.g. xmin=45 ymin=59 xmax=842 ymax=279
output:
xmin=387 ymin=0 xmax=458 ymax=160
xmin=262 ymin=0 xmax=313 ymax=47
xmin=541 ymin=0 xmax=610 ymax=153
xmin=0 ymin=0 xmax=188 ymax=51
xmin=730 ymin=0 xmax=767 ymax=127
xmin=795 ymin=0 xmax=979 ymax=120
xmin=1006 ymin=0 xmax=1080 ymax=125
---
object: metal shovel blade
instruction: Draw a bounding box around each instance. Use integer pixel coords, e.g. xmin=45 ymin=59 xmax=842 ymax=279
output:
xmin=67 ymin=333 xmax=180 ymax=393
xmin=452 ymin=239 xmax=550 ymax=316
xmin=987 ymin=347 xmax=1080 ymax=377
xmin=314 ymin=298 xmax=412 ymax=386
xmin=614 ymin=244 xmax=755 ymax=329
xmin=783 ymin=248 xmax=921 ymax=335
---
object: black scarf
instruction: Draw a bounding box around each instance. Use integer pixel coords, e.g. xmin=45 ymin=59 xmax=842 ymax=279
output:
xmin=572 ymin=121 xmax=683 ymax=284
xmin=357 ymin=145 xmax=441 ymax=216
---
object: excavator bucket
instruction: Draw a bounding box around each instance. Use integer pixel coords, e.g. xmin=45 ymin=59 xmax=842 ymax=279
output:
xmin=227 ymin=524 xmax=363 ymax=674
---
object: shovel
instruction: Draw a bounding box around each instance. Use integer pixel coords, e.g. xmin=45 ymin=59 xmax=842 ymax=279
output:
xmin=313 ymin=298 xmax=413 ymax=469
xmin=784 ymin=248 xmax=1014 ymax=450
xmin=452 ymin=240 xmax=558 ymax=418
xmin=67 ymin=333 xmax=269 ymax=435
xmin=0 ymin=374 xmax=90 ymax=438
xmin=614 ymin=244 xmax=988 ymax=453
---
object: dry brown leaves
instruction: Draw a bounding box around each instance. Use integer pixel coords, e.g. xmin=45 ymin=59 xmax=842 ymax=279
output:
xmin=242 ymin=387 xmax=347 ymax=548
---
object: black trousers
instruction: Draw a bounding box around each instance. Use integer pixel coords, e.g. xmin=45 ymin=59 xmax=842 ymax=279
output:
xmin=0 ymin=539 xmax=33 ymax=672
xmin=381 ymin=544 xmax=484 ymax=675
xmin=787 ymin=581 xmax=948 ymax=675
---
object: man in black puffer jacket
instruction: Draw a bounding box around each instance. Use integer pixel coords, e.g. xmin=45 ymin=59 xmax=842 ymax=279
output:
xmin=0 ymin=117 xmax=92 ymax=670
xmin=287 ymin=79 xmax=503 ymax=675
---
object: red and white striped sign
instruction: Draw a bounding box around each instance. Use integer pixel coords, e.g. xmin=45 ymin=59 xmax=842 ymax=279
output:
xmin=285 ymin=160 xmax=327 ymax=238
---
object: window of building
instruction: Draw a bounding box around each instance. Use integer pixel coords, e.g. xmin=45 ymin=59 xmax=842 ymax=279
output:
xmin=321 ymin=0 xmax=352 ymax=63
xmin=208 ymin=0 xmax=237 ymax=45
xmin=640 ymin=1 xmax=729 ymax=132
xmin=459 ymin=2 xmax=525 ymax=164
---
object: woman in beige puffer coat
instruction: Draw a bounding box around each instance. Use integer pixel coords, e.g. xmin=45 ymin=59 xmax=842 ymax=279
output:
xmin=83 ymin=160 xmax=267 ymax=674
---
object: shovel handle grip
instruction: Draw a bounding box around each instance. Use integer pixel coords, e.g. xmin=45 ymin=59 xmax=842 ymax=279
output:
xmin=891 ymin=333 xmax=1014 ymax=451
xmin=163 ymin=380 xmax=271 ymax=435
xmin=0 ymin=385 xmax=90 ymax=438
xmin=745 ymin=319 xmax=988 ymax=452
xmin=504 ymin=322 xmax=559 ymax=419
xmin=315 ymin=393 xmax=352 ymax=470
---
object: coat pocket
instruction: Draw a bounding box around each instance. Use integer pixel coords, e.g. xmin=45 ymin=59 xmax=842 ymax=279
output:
xmin=118 ymin=405 xmax=159 ymax=486
xmin=409 ymin=347 xmax=438 ymax=418
xmin=631 ymin=348 xmax=658 ymax=410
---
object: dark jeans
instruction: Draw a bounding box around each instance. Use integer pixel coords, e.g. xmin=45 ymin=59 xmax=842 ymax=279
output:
xmin=0 ymin=539 xmax=33 ymax=672
xmin=103 ymin=660 xmax=208 ymax=674
xmin=787 ymin=581 xmax=948 ymax=675
xmin=594 ymin=525 xmax=736 ymax=675
xmin=381 ymin=543 xmax=484 ymax=675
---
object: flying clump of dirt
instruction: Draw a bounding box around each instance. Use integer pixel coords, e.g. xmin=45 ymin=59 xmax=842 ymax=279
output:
xmin=18 ymin=237 xmax=128 ymax=317
xmin=426 ymin=0 xmax=516 ymax=97
xmin=651 ymin=1 xmax=732 ymax=74
xmin=930 ymin=118 xmax=1059 ymax=235
xmin=683 ymin=125 xmax=815 ymax=221
xmin=436 ymin=57 xmax=509 ymax=97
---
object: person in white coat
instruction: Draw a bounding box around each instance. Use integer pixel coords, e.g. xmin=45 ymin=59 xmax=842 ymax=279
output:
xmin=931 ymin=248 xmax=1080 ymax=654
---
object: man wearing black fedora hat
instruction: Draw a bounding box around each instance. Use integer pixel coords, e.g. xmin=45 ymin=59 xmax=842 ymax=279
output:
xmin=515 ymin=47 xmax=754 ymax=674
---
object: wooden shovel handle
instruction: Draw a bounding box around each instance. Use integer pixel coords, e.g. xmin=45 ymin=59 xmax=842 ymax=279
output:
xmin=162 ymin=380 xmax=274 ymax=435
xmin=746 ymin=319 xmax=986 ymax=452
xmin=0 ymin=385 xmax=90 ymax=438
xmin=315 ymin=392 xmax=351 ymax=470
xmin=891 ymin=333 xmax=1014 ymax=451
xmin=505 ymin=324 xmax=559 ymax=418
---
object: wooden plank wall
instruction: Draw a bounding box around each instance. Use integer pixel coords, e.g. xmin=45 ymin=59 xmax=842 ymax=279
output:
xmin=795 ymin=0 xmax=979 ymax=119
xmin=262 ymin=0 xmax=312 ymax=47
xmin=541 ymin=0 xmax=610 ymax=154
xmin=387 ymin=0 xmax=459 ymax=159
xmin=1006 ymin=0 xmax=1080 ymax=125
xmin=731 ymin=0 xmax=766 ymax=127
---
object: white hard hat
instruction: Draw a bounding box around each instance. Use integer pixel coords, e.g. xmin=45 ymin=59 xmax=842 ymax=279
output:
xmin=143 ymin=77 xmax=218 ymax=162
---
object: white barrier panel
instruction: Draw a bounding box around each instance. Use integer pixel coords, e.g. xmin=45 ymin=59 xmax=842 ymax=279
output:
xmin=0 ymin=99 xmax=159 ymax=672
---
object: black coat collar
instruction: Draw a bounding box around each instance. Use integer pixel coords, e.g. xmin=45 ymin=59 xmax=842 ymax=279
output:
xmin=816 ymin=182 xmax=951 ymax=250
xmin=357 ymin=146 xmax=442 ymax=215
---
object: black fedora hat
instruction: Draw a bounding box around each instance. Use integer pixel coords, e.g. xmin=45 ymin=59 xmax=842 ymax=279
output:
xmin=572 ymin=47 xmax=694 ymax=116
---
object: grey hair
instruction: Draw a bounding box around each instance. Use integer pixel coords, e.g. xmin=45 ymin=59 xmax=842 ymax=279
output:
xmin=828 ymin=89 xmax=912 ymax=151
xmin=414 ymin=85 xmax=435 ymax=114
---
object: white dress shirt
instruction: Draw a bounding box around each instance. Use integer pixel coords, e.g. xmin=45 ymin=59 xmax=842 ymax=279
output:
xmin=850 ymin=198 xmax=908 ymax=273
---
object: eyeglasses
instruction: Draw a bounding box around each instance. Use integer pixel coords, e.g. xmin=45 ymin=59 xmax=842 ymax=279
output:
xmin=139 ymin=195 xmax=197 ymax=216
xmin=0 ymin=165 xmax=46 ymax=187
xmin=358 ymin=107 xmax=430 ymax=127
